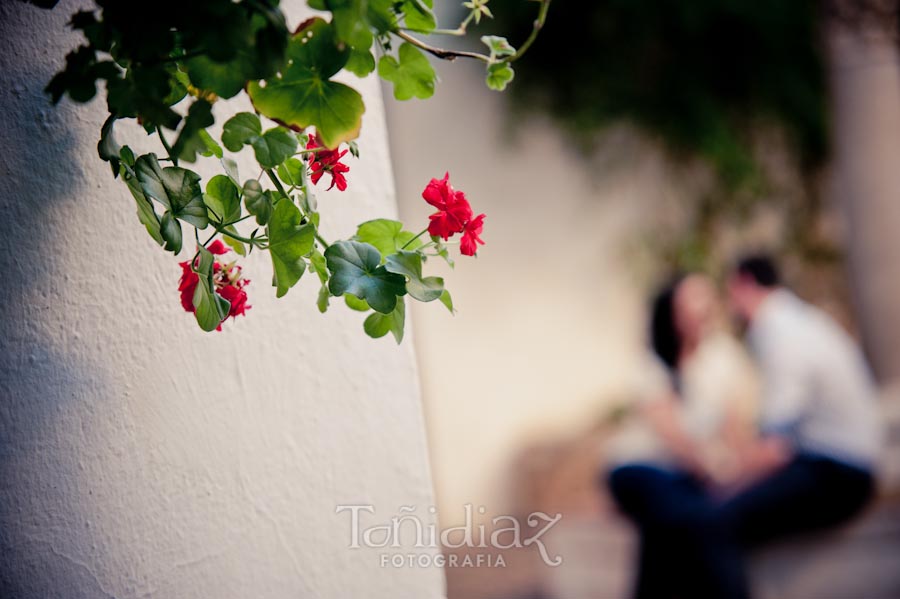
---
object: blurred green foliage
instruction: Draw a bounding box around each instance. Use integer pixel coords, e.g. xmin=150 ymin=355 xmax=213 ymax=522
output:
xmin=486 ymin=0 xmax=828 ymax=189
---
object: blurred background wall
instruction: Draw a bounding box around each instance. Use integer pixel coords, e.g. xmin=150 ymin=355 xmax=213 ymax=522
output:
xmin=385 ymin=1 xmax=900 ymax=597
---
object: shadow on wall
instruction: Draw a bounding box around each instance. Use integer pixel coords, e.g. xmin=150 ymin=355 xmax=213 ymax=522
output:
xmin=0 ymin=4 xmax=117 ymax=597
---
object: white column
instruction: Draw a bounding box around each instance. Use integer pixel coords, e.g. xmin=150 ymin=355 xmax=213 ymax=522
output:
xmin=828 ymin=18 xmax=900 ymax=383
xmin=0 ymin=2 xmax=444 ymax=597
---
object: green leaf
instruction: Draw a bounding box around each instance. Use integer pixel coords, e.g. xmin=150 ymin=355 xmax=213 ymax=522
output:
xmin=317 ymin=284 xmax=331 ymax=313
xmin=222 ymin=226 xmax=247 ymax=256
xmin=354 ymin=219 xmax=422 ymax=258
xmin=98 ymin=116 xmax=120 ymax=177
xmin=384 ymin=250 xmax=444 ymax=302
xmin=193 ymin=246 xmax=231 ymax=332
xmin=242 ymin=179 xmax=273 ymax=225
xmin=326 ymin=0 xmax=377 ymax=62
xmin=221 ymin=112 xmax=262 ymax=152
xmin=197 ymin=130 xmax=223 ymax=159
xmin=159 ymin=211 xmax=183 ymax=253
xmin=277 ymin=157 xmax=305 ymax=187
xmin=309 ymin=249 xmax=328 ymax=283
xmin=222 ymin=115 xmax=298 ymax=168
xmin=325 ymin=240 xmax=406 ymax=314
xmin=183 ymin=10 xmax=288 ymax=99
xmin=268 ymin=199 xmax=316 ymax=297
xmin=222 ymin=157 xmax=241 ymax=187
xmin=119 ymin=146 xmax=136 ymax=167
xmin=486 ymin=62 xmax=515 ymax=91
xmin=135 ymin=153 xmax=208 ymax=229
xmin=378 ymin=43 xmax=436 ymax=101
xmin=344 ymin=294 xmax=370 ymax=311
xmin=346 ymin=48 xmax=376 ymax=77
xmin=310 ymin=247 xmax=331 ymax=312
xmin=366 ymin=0 xmax=397 ymax=33
xmin=402 ymin=0 xmax=436 ymax=32
xmin=204 ymin=174 xmax=241 ymax=223
xmin=250 ymin=127 xmax=298 ymax=169
xmin=171 ymin=100 xmax=215 ymax=163
xmin=247 ymin=19 xmax=365 ymax=148
xmin=123 ymin=172 xmax=164 ymax=247
xmin=185 ymin=55 xmax=248 ymax=99
xmin=364 ymin=297 xmax=406 ymax=343
xmin=439 ymin=289 xmax=454 ymax=313
xmin=481 ymin=35 xmax=516 ymax=58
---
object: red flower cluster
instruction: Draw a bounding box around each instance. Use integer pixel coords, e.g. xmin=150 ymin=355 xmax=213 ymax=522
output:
xmin=423 ymin=172 xmax=485 ymax=256
xmin=178 ymin=240 xmax=250 ymax=331
xmin=307 ymin=134 xmax=350 ymax=191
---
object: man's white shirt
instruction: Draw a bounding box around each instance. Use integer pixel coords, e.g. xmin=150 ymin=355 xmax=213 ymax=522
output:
xmin=747 ymin=289 xmax=882 ymax=470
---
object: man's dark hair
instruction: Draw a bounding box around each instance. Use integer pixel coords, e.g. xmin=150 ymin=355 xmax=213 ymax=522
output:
xmin=735 ymin=254 xmax=780 ymax=287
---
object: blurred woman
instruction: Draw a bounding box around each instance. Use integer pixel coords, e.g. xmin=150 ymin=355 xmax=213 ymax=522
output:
xmin=604 ymin=274 xmax=759 ymax=598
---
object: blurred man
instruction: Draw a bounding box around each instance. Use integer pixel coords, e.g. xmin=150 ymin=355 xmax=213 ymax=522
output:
xmin=712 ymin=255 xmax=882 ymax=596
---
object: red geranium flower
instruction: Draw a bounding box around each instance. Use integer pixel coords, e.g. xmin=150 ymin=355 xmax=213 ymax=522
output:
xmin=178 ymin=240 xmax=251 ymax=330
xmin=307 ymin=134 xmax=350 ymax=191
xmin=423 ymin=172 xmax=473 ymax=240
xmin=207 ymin=239 xmax=229 ymax=255
xmin=422 ymin=172 xmax=485 ymax=255
xmin=460 ymin=213 xmax=485 ymax=257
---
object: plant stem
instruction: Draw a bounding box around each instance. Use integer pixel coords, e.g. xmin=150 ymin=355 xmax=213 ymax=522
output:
xmin=509 ymin=0 xmax=552 ymax=63
xmin=394 ymin=30 xmax=490 ymax=63
xmin=217 ymin=228 xmax=264 ymax=245
xmin=266 ymin=168 xmax=292 ymax=203
xmin=425 ymin=8 xmax=476 ymax=36
xmin=401 ymin=228 xmax=430 ymax=250
xmin=156 ymin=127 xmax=177 ymax=166
xmin=423 ymin=27 xmax=466 ymax=36
xmin=314 ymin=232 xmax=330 ymax=250
xmin=222 ymin=213 xmax=255 ymax=228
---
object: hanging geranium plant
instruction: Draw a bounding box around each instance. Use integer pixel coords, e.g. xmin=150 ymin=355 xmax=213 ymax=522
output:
xmin=37 ymin=0 xmax=550 ymax=341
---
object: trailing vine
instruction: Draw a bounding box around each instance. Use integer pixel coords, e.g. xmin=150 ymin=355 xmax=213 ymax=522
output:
xmin=38 ymin=0 xmax=550 ymax=340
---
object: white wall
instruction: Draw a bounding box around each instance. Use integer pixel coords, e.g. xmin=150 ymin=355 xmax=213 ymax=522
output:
xmin=0 ymin=2 xmax=444 ymax=598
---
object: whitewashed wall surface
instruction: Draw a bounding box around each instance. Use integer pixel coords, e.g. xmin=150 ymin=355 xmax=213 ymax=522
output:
xmin=0 ymin=1 xmax=445 ymax=597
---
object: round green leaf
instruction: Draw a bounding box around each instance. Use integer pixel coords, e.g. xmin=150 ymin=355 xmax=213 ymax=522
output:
xmin=384 ymin=250 xmax=444 ymax=302
xmin=344 ymin=294 xmax=370 ymax=311
xmin=402 ymin=0 xmax=435 ymax=32
xmin=135 ymin=154 xmax=208 ymax=229
xmin=277 ymin=157 xmax=306 ymax=187
xmin=192 ymin=246 xmax=231 ymax=332
xmin=363 ymin=297 xmax=406 ymax=343
xmin=204 ymin=174 xmax=241 ymax=223
xmin=378 ymin=43 xmax=436 ymax=101
xmin=354 ymin=219 xmax=422 ymax=259
xmin=268 ymin=199 xmax=316 ymax=297
xmin=251 ymin=127 xmax=298 ymax=169
xmin=123 ymin=172 xmax=164 ymax=247
xmin=247 ymin=19 xmax=365 ymax=148
xmin=159 ymin=210 xmax=183 ymax=254
xmin=242 ymin=179 xmax=272 ymax=225
xmin=486 ymin=63 xmax=515 ymax=92
xmin=324 ymin=241 xmax=406 ymax=314
xmin=221 ymin=112 xmax=262 ymax=152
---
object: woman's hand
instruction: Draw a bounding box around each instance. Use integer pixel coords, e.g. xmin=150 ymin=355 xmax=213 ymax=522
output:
xmin=642 ymin=392 xmax=712 ymax=481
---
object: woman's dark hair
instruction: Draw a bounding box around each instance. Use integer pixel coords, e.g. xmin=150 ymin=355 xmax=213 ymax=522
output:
xmin=650 ymin=276 xmax=684 ymax=371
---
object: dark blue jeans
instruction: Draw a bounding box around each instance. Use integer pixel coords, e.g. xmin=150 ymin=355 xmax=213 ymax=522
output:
xmin=607 ymin=454 xmax=874 ymax=598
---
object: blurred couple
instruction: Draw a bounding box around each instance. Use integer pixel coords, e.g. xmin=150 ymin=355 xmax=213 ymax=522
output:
xmin=605 ymin=256 xmax=882 ymax=598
